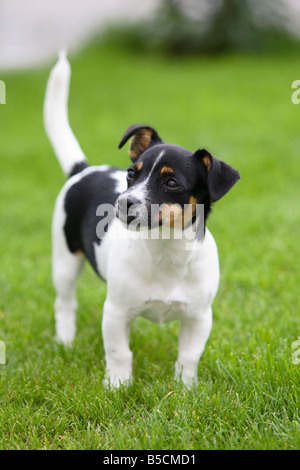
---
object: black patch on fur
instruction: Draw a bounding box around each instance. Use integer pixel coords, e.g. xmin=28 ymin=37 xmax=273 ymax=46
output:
xmin=194 ymin=149 xmax=241 ymax=202
xmin=69 ymin=161 xmax=89 ymax=178
xmin=64 ymin=167 xmax=125 ymax=276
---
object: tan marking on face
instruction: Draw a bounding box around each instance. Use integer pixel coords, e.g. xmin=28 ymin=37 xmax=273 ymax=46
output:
xmin=136 ymin=161 xmax=143 ymax=171
xmin=182 ymin=195 xmax=197 ymax=227
xmin=160 ymin=166 xmax=174 ymax=175
xmin=75 ymin=250 xmax=83 ymax=256
xmin=202 ymin=154 xmax=211 ymax=170
xmin=189 ymin=196 xmax=197 ymax=213
xmin=159 ymin=203 xmax=183 ymax=229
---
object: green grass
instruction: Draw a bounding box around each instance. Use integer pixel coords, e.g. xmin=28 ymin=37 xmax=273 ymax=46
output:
xmin=0 ymin=40 xmax=299 ymax=450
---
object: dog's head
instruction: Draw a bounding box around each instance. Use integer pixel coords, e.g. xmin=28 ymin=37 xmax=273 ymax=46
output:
xmin=116 ymin=124 xmax=240 ymax=232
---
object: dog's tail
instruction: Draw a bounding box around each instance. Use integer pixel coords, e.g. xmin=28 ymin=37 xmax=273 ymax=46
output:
xmin=43 ymin=51 xmax=88 ymax=177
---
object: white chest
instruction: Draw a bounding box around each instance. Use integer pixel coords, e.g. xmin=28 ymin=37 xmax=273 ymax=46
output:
xmin=95 ymin=220 xmax=220 ymax=323
xmin=132 ymin=299 xmax=187 ymax=324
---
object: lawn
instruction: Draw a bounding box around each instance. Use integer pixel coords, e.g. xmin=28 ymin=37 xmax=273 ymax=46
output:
xmin=0 ymin=40 xmax=299 ymax=450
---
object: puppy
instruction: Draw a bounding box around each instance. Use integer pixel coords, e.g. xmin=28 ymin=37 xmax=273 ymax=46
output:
xmin=44 ymin=53 xmax=240 ymax=387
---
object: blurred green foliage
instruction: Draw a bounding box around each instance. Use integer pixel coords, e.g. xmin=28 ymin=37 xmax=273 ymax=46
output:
xmin=104 ymin=0 xmax=300 ymax=55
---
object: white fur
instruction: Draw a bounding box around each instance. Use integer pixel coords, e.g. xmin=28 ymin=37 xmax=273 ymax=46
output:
xmin=44 ymin=51 xmax=87 ymax=176
xmin=52 ymin=189 xmax=84 ymax=346
xmin=46 ymin=55 xmax=221 ymax=387
xmin=96 ymin=223 xmax=219 ymax=386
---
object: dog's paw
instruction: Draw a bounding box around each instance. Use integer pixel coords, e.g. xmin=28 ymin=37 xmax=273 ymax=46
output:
xmin=55 ymin=311 xmax=76 ymax=347
xmin=54 ymin=331 xmax=74 ymax=348
xmin=102 ymin=371 xmax=133 ymax=389
xmin=174 ymin=362 xmax=198 ymax=388
xmin=175 ymin=374 xmax=199 ymax=389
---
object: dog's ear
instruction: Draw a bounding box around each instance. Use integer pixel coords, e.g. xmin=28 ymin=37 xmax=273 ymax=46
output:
xmin=194 ymin=149 xmax=241 ymax=202
xmin=118 ymin=124 xmax=163 ymax=162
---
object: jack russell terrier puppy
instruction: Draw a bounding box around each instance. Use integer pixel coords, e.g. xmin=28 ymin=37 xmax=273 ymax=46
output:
xmin=44 ymin=53 xmax=240 ymax=387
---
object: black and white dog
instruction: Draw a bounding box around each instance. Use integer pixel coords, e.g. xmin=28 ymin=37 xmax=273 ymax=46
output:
xmin=44 ymin=53 xmax=240 ymax=387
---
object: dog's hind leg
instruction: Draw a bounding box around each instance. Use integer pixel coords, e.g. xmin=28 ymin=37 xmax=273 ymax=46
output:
xmin=52 ymin=193 xmax=85 ymax=346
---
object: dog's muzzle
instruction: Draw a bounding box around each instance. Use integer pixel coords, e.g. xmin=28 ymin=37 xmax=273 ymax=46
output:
xmin=116 ymin=195 xmax=146 ymax=226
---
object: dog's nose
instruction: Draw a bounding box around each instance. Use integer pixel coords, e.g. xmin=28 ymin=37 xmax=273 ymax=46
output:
xmin=126 ymin=195 xmax=141 ymax=209
xmin=117 ymin=195 xmax=141 ymax=224
xmin=118 ymin=195 xmax=140 ymax=211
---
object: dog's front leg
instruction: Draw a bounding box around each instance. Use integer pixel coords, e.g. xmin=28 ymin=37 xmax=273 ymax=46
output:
xmin=102 ymin=299 xmax=133 ymax=388
xmin=175 ymin=309 xmax=212 ymax=386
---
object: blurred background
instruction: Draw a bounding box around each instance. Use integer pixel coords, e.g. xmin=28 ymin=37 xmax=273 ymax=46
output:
xmin=1 ymin=0 xmax=300 ymax=70
xmin=0 ymin=0 xmax=159 ymax=70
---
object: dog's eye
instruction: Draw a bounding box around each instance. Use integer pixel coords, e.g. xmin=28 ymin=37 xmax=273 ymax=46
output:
xmin=165 ymin=179 xmax=179 ymax=189
xmin=127 ymin=169 xmax=135 ymax=181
